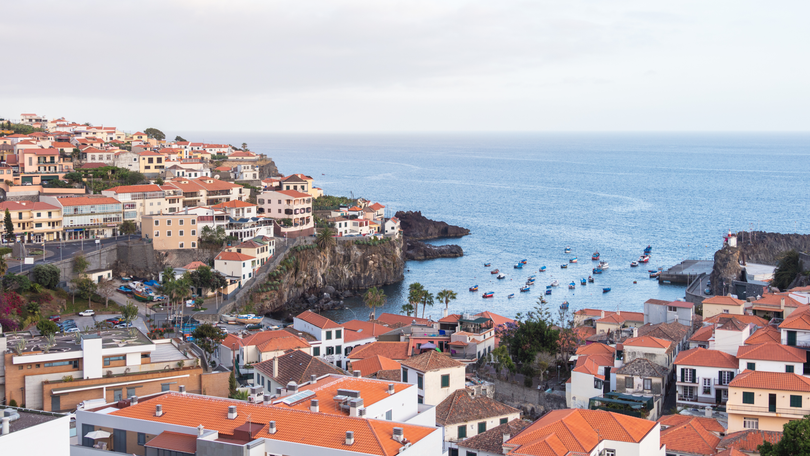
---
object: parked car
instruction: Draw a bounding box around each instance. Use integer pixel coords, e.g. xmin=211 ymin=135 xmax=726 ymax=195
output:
xmin=114 ymin=323 xmax=131 ymax=329
xmin=78 ymin=310 xmax=95 ymax=317
xmin=106 ymin=317 xmax=122 ymax=325
xmin=245 ymin=323 xmax=262 ymax=330
xmin=65 ymin=327 xmax=80 ymax=333
xmin=48 ymin=315 xmax=61 ymax=322
xmin=62 ymin=319 xmax=75 ymax=325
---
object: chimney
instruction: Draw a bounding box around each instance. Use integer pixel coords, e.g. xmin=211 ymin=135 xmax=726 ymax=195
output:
xmin=600 ymin=310 xmax=605 ymax=318
xmin=503 ymin=431 xmax=511 ymax=443
xmin=228 ymin=405 xmax=237 ymax=420
xmin=616 ymin=310 xmax=621 ymax=315
xmin=286 ymin=381 xmax=298 ymax=394
xmin=345 ymin=431 xmax=354 ymax=445
xmin=388 ymin=384 xmax=395 ymax=395
xmin=354 ymin=370 xmax=362 ymax=378
xmin=349 ymin=398 xmax=364 ymax=417
xmin=130 ymin=396 xmax=138 ymax=405
xmin=155 ymin=404 xmax=163 ymax=417
xmin=263 ymin=394 xmax=272 ymax=405
xmin=268 ymin=421 xmax=277 ymax=434
xmin=781 ymin=298 xmax=786 ymax=310
xmin=197 ymin=424 xmax=205 ymax=436
xmin=632 ymin=327 xmax=638 ymax=338
xmin=273 ymin=357 xmax=278 ymax=377
xmin=179 ymin=385 xmax=186 ymax=394
xmin=393 ymin=427 xmax=404 ymax=443
xmin=704 ymin=406 xmax=713 ymax=418
xmin=310 ymin=399 xmax=319 ymax=413
xmin=310 ymin=374 xmax=317 ymax=384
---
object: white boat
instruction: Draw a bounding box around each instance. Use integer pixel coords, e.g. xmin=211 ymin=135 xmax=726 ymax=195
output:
xmin=550 ymin=280 xmax=559 ymax=287
xmin=598 ymin=261 xmax=609 ymax=270
xmin=497 ymin=273 xmax=506 ymax=279
xmin=236 ymin=314 xmax=263 ymax=325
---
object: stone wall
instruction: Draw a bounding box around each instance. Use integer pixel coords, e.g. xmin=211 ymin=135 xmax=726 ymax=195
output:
xmin=487 ymin=377 xmax=567 ymax=419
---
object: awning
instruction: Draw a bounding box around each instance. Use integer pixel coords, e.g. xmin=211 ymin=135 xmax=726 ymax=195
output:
xmin=84 ymin=430 xmax=111 ymax=440
xmin=420 ymin=342 xmax=437 ymax=349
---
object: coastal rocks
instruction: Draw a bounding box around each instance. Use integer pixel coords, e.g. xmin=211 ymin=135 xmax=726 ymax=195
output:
xmin=405 ymin=239 xmax=464 ymax=261
xmin=710 ymin=245 xmax=744 ymax=296
xmin=395 ymin=210 xmax=470 ymax=240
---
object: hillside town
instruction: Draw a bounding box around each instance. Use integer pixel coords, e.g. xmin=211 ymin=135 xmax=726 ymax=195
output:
xmin=2 ymin=113 xmax=809 ymax=456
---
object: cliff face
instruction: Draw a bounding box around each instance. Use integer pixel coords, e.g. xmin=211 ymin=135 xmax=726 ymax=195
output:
xmin=395 ymin=211 xmax=470 ymax=240
xmin=405 ymin=240 xmax=463 ymax=260
xmin=709 ymin=246 xmax=744 ymax=295
xmin=254 ymin=237 xmax=405 ymax=314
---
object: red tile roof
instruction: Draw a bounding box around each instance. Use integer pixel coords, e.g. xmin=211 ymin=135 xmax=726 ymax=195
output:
xmin=295 ymin=310 xmax=340 ymax=329
xmin=745 ymin=325 xmax=782 ymax=345
xmin=144 ymin=431 xmax=197 ymax=453
xmin=674 ymin=348 xmax=738 ymax=369
xmin=736 ymin=343 xmax=806 ymax=363
xmin=658 ymin=416 xmax=722 ymax=456
xmin=105 ymin=184 xmax=163 ymax=194
xmin=56 ymin=196 xmax=120 ymax=206
xmin=717 ymin=429 xmax=782 ymax=453
xmin=436 ymin=388 xmax=519 ymax=426
xmin=276 ymin=190 xmax=311 ymax=199
xmin=400 ymin=350 xmax=464 ymax=372
xmin=347 ymin=342 xmax=411 ymax=361
xmin=729 ymin=369 xmax=810 ymax=392
xmin=215 ymin=251 xmax=255 ymax=261
xmin=657 ymin=414 xmax=725 ymax=433
xmin=376 ymin=313 xmax=431 ymax=327
xmin=622 ymin=336 xmax=673 ymax=350
xmin=754 ymin=293 xmax=803 ymax=308
xmin=281 ymin=375 xmax=409 ymax=414
xmin=702 ymin=295 xmax=745 ymax=307
xmin=575 ymin=343 xmax=615 ymax=356
xmin=690 ymin=324 xmax=715 ymax=342
xmin=350 ymin=355 xmax=401 ymax=377
xmin=181 ymin=261 xmax=207 ymax=270
xmin=704 ymin=314 xmax=767 ymax=327
xmin=0 ymin=201 xmax=59 ymax=211
xmin=779 ymin=306 xmax=810 ymax=331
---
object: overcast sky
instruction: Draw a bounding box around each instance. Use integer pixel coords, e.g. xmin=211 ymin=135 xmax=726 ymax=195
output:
xmin=2 ymin=0 xmax=808 ymax=132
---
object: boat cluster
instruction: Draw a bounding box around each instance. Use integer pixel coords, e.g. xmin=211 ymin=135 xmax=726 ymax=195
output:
xmin=117 ymin=278 xmax=167 ymax=303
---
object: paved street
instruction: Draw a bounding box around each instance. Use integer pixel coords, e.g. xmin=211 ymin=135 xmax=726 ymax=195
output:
xmin=4 ymin=235 xmax=140 ymax=274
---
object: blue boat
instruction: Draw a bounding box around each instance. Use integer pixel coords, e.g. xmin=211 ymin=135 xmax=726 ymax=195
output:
xmin=117 ymin=286 xmax=132 ymax=293
xmin=593 ymin=268 xmax=603 ymax=274
xmin=568 ymin=282 xmax=576 ymax=289
xmin=507 ymin=293 xmax=515 ymax=299
xmin=569 ymin=257 xmax=578 ymax=263
xmin=602 ymin=287 xmax=611 ymax=293
xmin=527 ymin=278 xmax=536 ymax=284
xmin=545 ymin=288 xmax=552 ymax=295
xmin=539 ymin=266 xmax=547 ymax=272
xmin=484 ymin=263 xmax=491 ymax=267
xmin=580 ymin=278 xmax=587 ymax=285
xmin=564 ymin=246 xmax=572 ymax=253
xmin=528 ymin=274 xmax=536 ymax=279
xmin=644 ymin=245 xmax=652 ymax=254
xmin=514 ymin=263 xmax=524 ymax=269
xmin=561 ymin=264 xmax=568 ymax=269
xmin=469 ymin=285 xmax=479 ymax=292
xmin=560 ymin=300 xmax=569 ymax=310
xmin=520 ymin=259 xmax=528 ymax=264
xmin=520 ymin=286 xmax=531 ymax=292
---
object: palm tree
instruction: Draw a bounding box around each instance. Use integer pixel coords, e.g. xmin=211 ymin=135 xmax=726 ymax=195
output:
xmin=363 ymin=286 xmax=387 ymax=320
xmin=405 ymin=283 xmax=424 ymax=317
xmin=420 ymin=291 xmax=434 ymax=320
xmin=436 ymin=289 xmax=457 ymax=314
xmin=316 ymin=227 xmax=336 ymax=251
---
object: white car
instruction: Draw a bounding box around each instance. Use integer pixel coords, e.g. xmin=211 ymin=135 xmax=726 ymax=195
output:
xmin=78 ymin=310 xmax=95 ymax=317
xmin=114 ymin=323 xmax=131 ymax=329
xmin=65 ymin=327 xmax=80 ymax=333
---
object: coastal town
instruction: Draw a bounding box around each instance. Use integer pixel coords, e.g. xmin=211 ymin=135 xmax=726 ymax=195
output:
xmin=2 ymin=112 xmax=810 ymax=456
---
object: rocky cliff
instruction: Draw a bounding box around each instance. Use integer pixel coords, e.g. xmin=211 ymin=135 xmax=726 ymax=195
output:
xmin=113 ymin=242 xmax=219 ymax=279
xmin=404 ymin=240 xmax=463 ymax=261
xmin=252 ymin=237 xmax=405 ymax=316
xmin=395 ymin=211 xmax=470 ymax=240
xmin=219 ymin=157 xmax=279 ymax=180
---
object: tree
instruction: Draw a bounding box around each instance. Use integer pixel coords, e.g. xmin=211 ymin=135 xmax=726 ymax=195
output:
xmin=119 ymin=220 xmax=137 ymax=236
xmin=73 ymin=253 xmax=89 ymax=274
xmin=25 ymin=301 xmax=41 ymax=317
xmin=0 ymin=256 xmax=8 ymax=280
xmin=241 ymin=142 xmax=248 ymax=151
xmin=363 ymin=287 xmax=387 ymax=320
xmin=420 ymin=290 xmax=434 ymax=319
xmin=121 ymin=301 xmax=138 ymax=326
xmin=404 ymin=283 xmax=425 ymax=318
xmin=773 ymin=250 xmax=802 ymax=291
xmin=4 ymin=273 xmax=31 ymax=292
xmin=73 ymin=276 xmax=97 ymax=301
xmin=228 ymin=370 xmax=238 ymax=397
xmin=191 ymin=323 xmax=226 ymax=367
xmin=97 ymin=279 xmax=116 ymax=307
xmin=4 ymin=208 xmax=14 ymax=242
xmin=316 ymin=226 xmax=336 ymax=251
xmin=436 ymin=289 xmax=457 ymax=312
xmin=497 ymin=300 xmax=559 ymax=369
xmin=32 ymin=264 xmax=60 ymax=289
xmin=175 ymin=136 xmax=186 ymax=142
xmin=758 ymin=415 xmax=810 ymax=456
xmin=63 ymin=171 xmax=83 ymax=183
xmin=190 ymin=265 xmax=218 ymax=297
xmin=155 ymin=177 xmax=164 ymax=185
xmin=122 ymin=171 xmax=146 ymax=186
xmin=144 ymin=128 xmax=165 ymax=141
xmin=36 ymin=319 xmax=59 ymax=337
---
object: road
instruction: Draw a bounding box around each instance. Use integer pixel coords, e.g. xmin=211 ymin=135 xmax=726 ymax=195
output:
xmin=5 ymin=235 xmax=140 ymax=274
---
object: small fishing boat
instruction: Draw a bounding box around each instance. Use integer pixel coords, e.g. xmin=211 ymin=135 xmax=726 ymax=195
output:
xmin=528 ymin=274 xmax=536 ymax=279
xmin=507 ymin=293 xmax=515 ymax=299
xmin=236 ymin=314 xmax=263 ymax=325
xmin=497 ymin=273 xmax=506 ymax=279
xmin=644 ymin=245 xmax=652 ymax=254
xmin=551 ymin=280 xmax=559 ymax=287
xmin=638 ymin=255 xmax=650 ymax=263
xmin=560 ymin=301 xmax=569 ymax=310
xmin=569 ymin=257 xmax=578 ymax=263
xmin=568 ymin=282 xmax=576 ymax=289
xmin=117 ymin=285 xmax=133 ymax=293
xmin=121 ymin=277 xmax=132 ymax=282
xmin=539 ymin=266 xmax=547 ymax=272
xmin=520 ymin=259 xmax=527 ymax=265
xmin=560 ymin=264 xmax=568 ymax=269
xmin=482 ymin=291 xmax=494 ymax=298
xmin=592 ymin=252 xmax=600 ymax=260
xmin=630 ymin=261 xmax=639 ymax=267
xmin=580 ymin=278 xmax=587 ymax=285
xmin=564 ymin=246 xmax=572 ymax=253
xmin=527 ymin=278 xmax=536 ymax=285
xmin=545 ymin=288 xmax=552 ymax=295
xmin=491 ymin=269 xmax=500 ymax=274
xmin=520 ymin=286 xmax=531 ymax=292
xmin=593 ymin=268 xmax=603 ymax=274
xmin=602 ymin=287 xmax=611 ymax=293
xmin=133 ymin=291 xmax=153 ymax=302
xmin=484 ymin=263 xmax=491 ymax=267
xmin=469 ymin=285 xmax=479 ymax=292
xmin=598 ymin=261 xmax=609 ymax=270
xmin=514 ymin=263 xmax=524 ymax=269
xmin=588 ymin=276 xmax=594 ymax=283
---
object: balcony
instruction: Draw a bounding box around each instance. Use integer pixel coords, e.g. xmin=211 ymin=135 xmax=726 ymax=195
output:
xmin=727 ymin=403 xmax=810 ymax=417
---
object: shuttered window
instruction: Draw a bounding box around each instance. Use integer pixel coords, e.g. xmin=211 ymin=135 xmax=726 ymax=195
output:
xmin=743 ymin=392 xmax=755 ymax=404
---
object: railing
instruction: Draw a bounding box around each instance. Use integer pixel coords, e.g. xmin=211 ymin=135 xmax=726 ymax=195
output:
xmin=727 ymin=404 xmax=810 ymax=416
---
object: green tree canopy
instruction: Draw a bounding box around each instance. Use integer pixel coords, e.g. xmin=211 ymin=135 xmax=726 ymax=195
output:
xmin=175 ymin=136 xmax=186 ymax=142
xmin=497 ymin=300 xmax=560 ymax=371
xmin=73 ymin=276 xmax=97 ymax=300
xmin=759 ymin=415 xmax=810 ymax=456
xmin=363 ymin=286 xmax=387 ymax=320
xmin=316 ymin=226 xmax=336 ymax=250
xmin=4 ymin=208 xmax=14 ymax=242
xmin=121 ymin=302 xmax=139 ymax=325
xmin=32 ymin=264 xmax=60 ymax=289
xmin=191 ymin=323 xmax=227 ymax=367
xmin=773 ymin=250 xmax=803 ymax=290
xmin=436 ymin=289 xmax=457 ymax=311
xmin=119 ymin=220 xmax=137 ymax=236
xmin=144 ymin=128 xmax=165 ymax=141
xmin=36 ymin=319 xmax=60 ymax=337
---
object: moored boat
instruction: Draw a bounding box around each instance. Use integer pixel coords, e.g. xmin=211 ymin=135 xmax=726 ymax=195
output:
xmin=560 ymin=264 xmax=568 ymax=269
xmin=569 ymin=257 xmax=578 ymax=263
xmin=630 ymin=261 xmax=639 ymax=267
xmin=527 ymin=278 xmax=536 ymax=285
xmin=593 ymin=268 xmax=603 ymax=274
xmin=565 ymin=246 xmax=572 ymax=253
xmin=117 ymin=285 xmax=133 ymax=293
xmin=592 ymin=252 xmax=600 ymax=260
xmin=482 ymin=291 xmax=495 ymax=298
xmin=588 ymin=276 xmax=594 ymax=283
xmin=133 ymin=291 xmax=152 ymax=302
xmin=580 ymin=278 xmax=587 ymax=285
xmin=236 ymin=314 xmax=263 ymax=325
xmin=551 ymin=280 xmax=559 ymax=287
xmin=520 ymin=286 xmax=531 ymax=292
xmin=568 ymin=282 xmax=576 ymax=289
xmin=598 ymin=261 xmax=609 ymax=269
xmin=469 ymin=285 xmax=479 ymax=292
xmin=602 ymin=287 xmax=611 ymax=293
xmin=484 ymin=263 xmax=491 ymax=267
xmin=497 ymin=273 xmax=506 ymax=279
xmin=514 ymin=263 xmax=524 ymax=269
xmin=520 ymin=259 xmax=528 ymax=265
xmin=545 ymin=288 xmax=552 ymax=295
xmin=507 ymin=293 xmax=515 ymax=299
xmin=644 ymin=245 xmax=652 ymax=254
xmin=491 ymin=269 xmax=499 ymax=274
xmin=560 ymin=300 xmax=569 ymax=310
xmin=539 ymin=266 xmax=547 ymax=272
xmin=638 ymin=255 xmax=650 ymax=263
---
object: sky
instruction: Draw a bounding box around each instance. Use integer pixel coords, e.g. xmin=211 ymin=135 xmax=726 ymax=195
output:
xmin=1 ymin=0 xmax=809 ymax=133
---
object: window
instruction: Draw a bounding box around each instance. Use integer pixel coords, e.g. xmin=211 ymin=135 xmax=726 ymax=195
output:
xmin=417 ymin=396 xmax=423 ymax=404
xmin=44 ymin=360 xmax=78 ymax=368
xmin=137 ymin=433 xmax=145 ymax=446
xmin=720 ymin=371 xmax=734 ymax=385
xmin=787 ymin=330 xmax=797 ymax=346
xmin=127 ymin=387 xmax=136 ymax=398
xmin=326 ymin=346 xmax=334 ymax=355
xmin=604 ymin=450 xmax=616 ymax=456
xmin=500 ymin=418 xmax=508 ymax=425
xmin=703 ymin=378 xmax=712 ymax=395
xmin=191 ymin=219 xmax=195 ymax=225
xmin=743 ymin=392 xmax=755 ymax=404
xmin=191 ymin=230 xmax=196 ymax=236
xmin=325 ymin=331 xmax=332 ymax=340
xmin=643 ymin=378 xmax=652 ymax=390
xmin=179 ymin=243 xmax=184 ymax=248
xmin=743 ymin=417 xmax=759 ymax=429
xmin=402 ymin=368 xmax=408 ymax=382
xmin=417 ymin=374 xmax=423 ymax=390
xmin=335 ymin=345 xmax=342 ymax=355
xmin=179 ymin=219 xmax=184 ymax=225
xmin=191 ymin=242 xmax=196 ymax=248
xmin=791 ymin=395 xmax=803 ymax=408
xmin=167 ymin=231 xmax=171 ymax=237
xmin=747 ymin=362 xmax=756 ymax=371
xmin=386 ymin=409 xmax=393 ymax=420
xmin=154 ymin=220 xmax=159 ymax=226
xmin=594 ymin=378 xmax=603 ymax=389
xmin=335 ymin=329 xmax=342 ymax=339
xmin=787 ymin=365 xmax=795 ymax=373
xmin=104 ymin=355 xmax=125 ymax=366
xmin=113 ymin=389 xmax=123 ymax=401
xmin=477 ymin=422 xmax=486 ymax=434
xmin=457 ymin=425 xmax=467 ymax=439
xmin=154 ymin=231 xmax=159 ymax=237
xmin=668 ymin=306 xmax=677 ymax=312
xmin=681 ymin=368 xmax=696 ymax=383
xmin=625 ymin=376 xmax=633 ymax=388
xmin=466 ymin=452 xmax=477 ymax=456
xmin=161 ymin=383 xmax=171 ymax=392
xmin=313 ymin=347 xmax=320 ymax=357
xmin=442 ymin=374 xmax=450 ymax=388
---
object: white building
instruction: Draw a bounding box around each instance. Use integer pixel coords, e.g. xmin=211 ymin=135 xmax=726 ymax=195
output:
xmin=437 ymin=388 xmax=520 ymax=447
xmin=293 ymin=311 xmax=348 ymax=369
xmin=674 ymin=347 xmax=738 ymax=407
xmin=0 ymin=407 xmax=70 ymax=456
xmin=644 ymin=299 xmax=694 ymax=326
xmin=214 ymin=251 xmax=256 ymax=282
xmin=400 ymin=351 xmax=466 ymax=406
xmin=736 ymin=343 xmax=805 ymax=374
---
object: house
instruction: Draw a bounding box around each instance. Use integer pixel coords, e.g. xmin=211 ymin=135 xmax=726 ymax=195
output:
xmin=225 ymin=239 xmax=274 ymax=271
xmin=74 ymin=388 xmax=443 ymax=456
xmin=736 ymin=343 xmax=805 ymax=374
xmin=137 ymin=151 xmax=164 ymax=176
xmin=644 ymin=299 xmax=695 ymax=326
xmin=341 ymin=319 xmax=392 ymax=356
xmin=257 ymin=189 xmax=314 ymax=238
xmin=594 ymin=310 xmax=645 ymax=336
xmin=566 ymin=352 xmax=617 ymax=409
xmin=0 ymin=201 xmax=62 ymax=242
xmin=376 ymin=313 xmax=433 ymax=327
xmin=745 ymin=325 xmax=782 ymax=345
xmin=727 ymin=370 xmax=810 ymax=433
xmin=292 ymin=310 xmax=347 ymax=368
xmin=227 ymin=150 xmax=258 ymax=160
xmin=142 ymin=213 xmax=198 ymax=250
xmin=751 ymin=293 xmax=804 ymax=320
xmin=674 ymin=347 xmax=738 ymax=407
xmin=657 ymin=415 xmax=725 ymax=456
xmin=779 ymin=306 xmax=810 ymax=348
xmin=702 ymin=295 xmax=747 ymax=319
xmin=253 ymin=349 xmax=341 ymax=394
xmin=1 ymin=328 xmax=227 ymax=412
xmin=712 ymin=317 xmax=755 ymax=356
xmin=454 ymin=419 xmax=530 ymax=456
xmin=41 ymin=196 xmax=123 ymax=239
xmin=474 ymin=311 xmax=515 ymax=347
xmin=111 ymin=149 xmax=140 ymax=172
xmin=350 ymin=355 xmax=401 ymax=380
xmin=704 ymin=313 xmax=768 ymax=327
xmin=327 ymin=216 xmax=352 ymax=236
xmin=689 ymin=324 xmax=715 ymax=349
xmin=214 ymin=251 xmax=256 ymax=283
xmin=400 ymin=351 xmax=466 ymax=405
xmin=615 ymin=358 xmax=668 ymax=412
xmin=637 ymin=321 xmax=691 ymax=354
xmin=0 ymin=406 xmax=70 ymax=454
xmin=220 ymin=330 xmax=311 ymax=368
xmin=501 ymin=409 xmax=664 ymax=456
xmin=234 ymin=163 xmax=258 ymax=180
xmin=166 ymin=177 xmax=244 ymax=207
xmin=102 ymin=184 xmax=174 ymax=226
xmin=384 ymin=217 xmax=401 ymax=237
xmin=622 ymin=336 xmax=676 ymax=372
xmin=437 ymin=389 xmax=520 ymax=448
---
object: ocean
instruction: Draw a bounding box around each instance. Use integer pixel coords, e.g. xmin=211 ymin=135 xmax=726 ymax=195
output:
xmin=188 ymin=132 xmax=810 ymax=323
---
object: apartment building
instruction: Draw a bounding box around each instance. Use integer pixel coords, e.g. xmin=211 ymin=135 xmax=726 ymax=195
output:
xmin=727 ymin=370 xmax=810 ymax=433
xmin=674 ymin=347 xmax=738 ymax=407
xmin=0 ymin=329 xmax=228 ymax=412
xmin=166 ymin=177 xmax=243 ymax=208
xmin=220 ymin=331 xmax=311 ymax=368
xmin=102 ymin=184 xmax=175 ymax=226
xmin=17 ymin=148 xmax=73 ymax=184
xmin=258 ymin=189 xmax=314 ymax=237
xmin=137 ymin=151 xmax=164 ymax=176
xmin=41 ymin=196 xmax=123 ymax=239
xmin=225 ymin=239 xmax=274 ymax=270
xmin=400 ymin=351 xmax=466 ymax=406
xmin=438 ymin=388 xmax=520 ymax=446
xmin=142 ymin=214 xmax=198 ymax=250
xmin=214 ymin=251 xmax=257 ymax=283
xmin=0 ymin=201 xmax=62 ymax=242
xmin=293 ymin=311 xmax=347 ymax=368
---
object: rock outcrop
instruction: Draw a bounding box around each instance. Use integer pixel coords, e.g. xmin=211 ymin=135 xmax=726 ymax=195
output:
xmin=709 ymin=246 xmax=745 ymax=296
xmin=395 ymin=211 xmax=470 ymax=240
xmin=404 ymin=240 xmax=463 ymax=261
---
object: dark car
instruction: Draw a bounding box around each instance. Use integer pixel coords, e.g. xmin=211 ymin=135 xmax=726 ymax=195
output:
xmin=48 ymin=315 xmax=61 ymax=322
xmin=106 ymin=317 xmax=122 ymax=325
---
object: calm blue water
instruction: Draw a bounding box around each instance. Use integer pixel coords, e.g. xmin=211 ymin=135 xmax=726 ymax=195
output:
xmin=187 ymin=132 xmax=810 ymax=322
